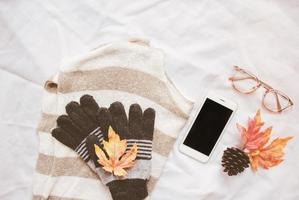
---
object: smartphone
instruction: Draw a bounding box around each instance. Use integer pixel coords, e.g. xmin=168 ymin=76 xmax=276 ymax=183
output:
xmin=179 ymin=92 xmax=237 ymax=163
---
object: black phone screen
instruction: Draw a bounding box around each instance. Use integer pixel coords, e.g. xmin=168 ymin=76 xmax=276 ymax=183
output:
xmin=183 ymin=98 xmax=233 ymax=156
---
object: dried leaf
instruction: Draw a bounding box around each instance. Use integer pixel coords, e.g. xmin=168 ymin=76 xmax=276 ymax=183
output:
xmin=237 ymin=109 xmax=293 ymax=171
xmin=94 ymin=126 xmax=138 ymax=176
xmin=237 ymin=109 xmax=270 ymax=151
xmin=249 ymin=137 xmax=293 ymax=171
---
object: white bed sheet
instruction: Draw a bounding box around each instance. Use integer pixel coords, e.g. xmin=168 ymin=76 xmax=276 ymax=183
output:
xmin=0 ymin=0 xmax=299 ymax=199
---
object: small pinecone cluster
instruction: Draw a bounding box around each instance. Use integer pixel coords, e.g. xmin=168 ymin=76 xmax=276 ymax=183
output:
xmin=222 ymin=147 xmax=250 ymax=176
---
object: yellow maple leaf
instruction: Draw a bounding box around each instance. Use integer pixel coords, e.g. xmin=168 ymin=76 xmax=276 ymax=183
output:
xmin=94 ymin=126 xmax=138 ymax=176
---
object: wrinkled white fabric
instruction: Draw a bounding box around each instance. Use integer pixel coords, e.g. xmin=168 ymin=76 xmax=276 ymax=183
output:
xmin=0 ymin=0 xmax=299 ymax=200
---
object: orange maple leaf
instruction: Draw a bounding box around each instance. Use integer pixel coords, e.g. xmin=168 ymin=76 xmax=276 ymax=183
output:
xmin=237 ymin=109 xmax=271 ymax=151
xmin=249 ymin=137 xmax=293 ymax=171
xmin=94 ymin=126 xmax=138 ymax=176
xmin=237 ymin=109 xmax=293 ymax=171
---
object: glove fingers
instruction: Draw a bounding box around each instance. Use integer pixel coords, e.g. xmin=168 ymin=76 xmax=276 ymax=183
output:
xmin=129 ymin=104 xmax=143 ymax=139
xmin=66 ymin=101 xmax=97 ymax=134
xmin=109 ymin=102 xmax=129 ymax=138
xmin=86 ymin=135 xmax=102 ymax=168
xmin=142 ymin=108 xmax=155 ymax=140
xmin=56 ymin=115 xmax=83 ymax=143
xmin=52 ymin=128 xmax=77 ymax=150
xmin=97 ymin=107 xmax=113 ymax=140
xmin=80 ymin=95 xmax=100 ymax=123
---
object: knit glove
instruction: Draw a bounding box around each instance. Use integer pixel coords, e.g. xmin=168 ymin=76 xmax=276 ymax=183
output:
xmin=86 ymin=101 xmax=155 ymax=200
xmin=52 ymin=95 xmax=155 ymax=200
xmin=52 ymin=94 xmax=104 ymax=162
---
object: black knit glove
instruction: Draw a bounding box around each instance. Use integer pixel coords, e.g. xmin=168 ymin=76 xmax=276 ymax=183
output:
xmin=51 ymin=94 xmax=105 ymax=162
xmin=87 ymin=102 xmax=155 ymax=200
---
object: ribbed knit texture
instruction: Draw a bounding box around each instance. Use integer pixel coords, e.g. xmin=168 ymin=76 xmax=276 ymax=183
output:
xmin=32 ymin=39 xmax=193 ymax=200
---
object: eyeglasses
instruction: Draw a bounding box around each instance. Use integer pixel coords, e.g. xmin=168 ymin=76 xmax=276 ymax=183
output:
xmin=229 ymin=66 xmax=294 ymax=113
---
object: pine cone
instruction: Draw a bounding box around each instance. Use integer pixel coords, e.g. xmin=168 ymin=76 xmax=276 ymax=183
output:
xmin=222 ymin=147 xmax=250 ymax=176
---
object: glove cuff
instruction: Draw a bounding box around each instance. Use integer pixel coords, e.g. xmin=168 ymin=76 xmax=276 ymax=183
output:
xmin=75 ymin=127 xmax=103 ymax=162
xmin=107 ymin=179 xmax=148 ymax=200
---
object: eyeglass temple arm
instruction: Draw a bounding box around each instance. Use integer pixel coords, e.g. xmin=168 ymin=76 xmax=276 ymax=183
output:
xmin=259 ymin=80 xmax=273 ymax=90
xmin=274 ymin=92 xmax=282 ymax=112
xmin=229 ymin=76 xmax=256 ymax=81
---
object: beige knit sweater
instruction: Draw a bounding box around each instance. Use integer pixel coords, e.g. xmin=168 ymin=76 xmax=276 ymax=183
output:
xmin=33 ymin=39 xmax=193 ymax=200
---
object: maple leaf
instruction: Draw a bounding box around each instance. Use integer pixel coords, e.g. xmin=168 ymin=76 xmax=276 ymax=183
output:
xmin=237 ymin=109 xmax=270 ymax=151
xmin=237 ymin=109 xmax=293 ymax=171
xmin=94 ymin=126 xmax=138 ymax=176
xmin=248 ymin=137 xmax=293 ymax=171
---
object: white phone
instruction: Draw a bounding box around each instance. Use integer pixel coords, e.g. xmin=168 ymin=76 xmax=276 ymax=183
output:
xmin=179 ymin=92 xmax=237 ymax=163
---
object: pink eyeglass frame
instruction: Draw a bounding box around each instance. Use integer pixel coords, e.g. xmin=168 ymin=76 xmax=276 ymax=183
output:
xmin=229 ymin=66 xmax=294 ymax=113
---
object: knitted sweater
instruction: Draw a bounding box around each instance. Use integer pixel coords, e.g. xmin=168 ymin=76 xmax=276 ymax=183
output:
xmin=32 ymin=39 xmax=193 ymax=200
